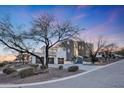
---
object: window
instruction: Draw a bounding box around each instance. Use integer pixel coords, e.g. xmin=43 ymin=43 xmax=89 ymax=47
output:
xmin=67 ymin=49 xmax=70 ymax=53
xmin=79 ymin=46 xmax=81 ymax=49
xmin=67 ymin=41 xmax=70 ymax=45
xmin=82 ymin=46 xmax=84 ymax=50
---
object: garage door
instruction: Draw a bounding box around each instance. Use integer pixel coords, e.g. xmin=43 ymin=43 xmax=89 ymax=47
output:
xmin=58 ymin=58 xmax=64 ymax=64
xmin=36 ymin=57 xmax=44 ymax=64
xmin=48 ymin=58 xmax=54 ymax=64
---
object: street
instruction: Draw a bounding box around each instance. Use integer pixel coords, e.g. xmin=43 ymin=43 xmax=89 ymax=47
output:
xmin=26 ymin=59 xmax=124 ymax=88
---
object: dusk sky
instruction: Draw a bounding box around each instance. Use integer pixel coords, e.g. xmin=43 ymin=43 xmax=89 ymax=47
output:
xmin=0 ymin=5 xmax=124 ymax=55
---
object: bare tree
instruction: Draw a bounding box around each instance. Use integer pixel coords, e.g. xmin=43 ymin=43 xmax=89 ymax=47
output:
xmin=25 ymin=13 xmax=82 ymax=67
xmin=116 ymin=47 xmax=124 ymax=56
xmin=104 ymin=43 xmax=117 ymax=53
xmin=86 ymin=36 xmax=106 ymax=64
xmin=0 ymin=17 xmax=45 ymax=66
xmin=103 ymin=43 xmax=117 ymax=59
xmin=0 ymin=14 xmax=82 ymax=68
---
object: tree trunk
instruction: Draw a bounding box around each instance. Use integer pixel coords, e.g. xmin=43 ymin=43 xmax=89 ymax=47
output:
xmin=45 ymin=45 xmax=49 ymax=68
xmin=39 ymin=57 xmax=45 ymax=67
xmin=36 ymin=56 xmax=45 ymax=67
xmin=91 ymin=55 xmax=96 ymax=64
xmin=91 ymin=57 xmax=95 ymax=64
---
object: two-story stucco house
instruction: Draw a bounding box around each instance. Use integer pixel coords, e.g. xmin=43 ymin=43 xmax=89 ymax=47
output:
xmin=31 ymin=38 xmax=93 ymax=64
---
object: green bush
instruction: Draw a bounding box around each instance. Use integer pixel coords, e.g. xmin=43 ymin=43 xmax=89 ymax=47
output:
xmin=68 ymin=66 xmax=79 ymax=72
xmin=0 ymin=62 xmax=6 ymax=67
xmin=19 ymin=67 xmax=35 ymax=78
xmin=59 ymin=65 xmax=63 ymax=70
xmin=3 ymin=67 xmax=17 ymax=75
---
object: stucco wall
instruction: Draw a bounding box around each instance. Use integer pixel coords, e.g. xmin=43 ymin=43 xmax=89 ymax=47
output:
xmin=55 ymin=47 xmax=66 ymax=64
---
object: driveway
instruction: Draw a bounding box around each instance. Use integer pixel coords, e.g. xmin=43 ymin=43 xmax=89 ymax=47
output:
xmin=25 ymin=59 xmax=124 ymax=88
xmin=49 ymin=63 xmax=101 ymax=71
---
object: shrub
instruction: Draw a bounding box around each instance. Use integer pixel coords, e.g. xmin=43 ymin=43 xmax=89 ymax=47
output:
xmin=0 ymin=62 xmax=6 ymax=67
xmin=40 ymin=65 xmax=48 ymax=70
xmin=2 ymin=61 xmax=9 ymax=63
xmin=59 ymin=65 xmax=63 ymax=70
xmin=19 ymin=67 xmax=35 ymax=78
xmin=5 ymin=64 xmax=12 ymax=68
xmin=10 ymin=71 xmax=19 ymax=77
xmin=68 ymin=66 xmax=79 ymax=72
xmin=30 ymin=64 xmax=39 ymax=70
xmin=3 ymin=67 xmax=17 ymax=75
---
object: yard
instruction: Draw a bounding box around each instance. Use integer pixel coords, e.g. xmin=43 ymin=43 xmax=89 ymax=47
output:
xmin=0 ymin=56 xmax=123 ymax=84
xmin=0 ymin=62 xmax=83 ymax=84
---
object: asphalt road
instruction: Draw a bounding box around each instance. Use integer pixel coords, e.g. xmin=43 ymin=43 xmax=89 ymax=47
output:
xmin=26 ymin=59 xmax=124 ymax=88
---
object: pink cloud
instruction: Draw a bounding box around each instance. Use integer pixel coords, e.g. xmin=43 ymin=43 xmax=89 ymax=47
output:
xmin=87 ymin=22 xmax=110 ymax=35
xmin=80 ymin=23 xmax=124 ymax=48
xmin=79 ymin=22 xmax=112 ymax=42
xmin=73 ymin=13 xmax=86 ymax=20
xmin=83 ymin=14 xmax=123 ymax=36
xmin=106 ymin=33 xmax=124 ymax=48
xmin=108 ymin=11 xmax=118 ymax=23
xmin=108 ymin=7 xmax=123 ymax=23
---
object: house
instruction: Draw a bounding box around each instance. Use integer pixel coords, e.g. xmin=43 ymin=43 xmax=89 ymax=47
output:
xmin=31 ymin=38 xmax=93 ymax=64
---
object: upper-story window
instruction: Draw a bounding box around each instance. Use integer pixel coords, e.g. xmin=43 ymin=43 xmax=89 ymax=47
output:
xmin=67 ymin=41 xmax=70 ymax=45
xmin=79 ymin=46 xmax=81 ymax=49
xmin=82 ymin=46 xmax=84 ymax=50
xmin=67 ymin=49 xmax=70 ymax=53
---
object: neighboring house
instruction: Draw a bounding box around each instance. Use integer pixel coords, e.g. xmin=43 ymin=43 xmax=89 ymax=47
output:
xmin=31 ymin=38 xmax=93 ymax=64
xmin=15 ymin=53 xmax=31 ymax=63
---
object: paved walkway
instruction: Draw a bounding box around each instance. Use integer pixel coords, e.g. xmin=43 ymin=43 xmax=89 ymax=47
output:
xmin=25 ymin=59 xmax=124 ymax=88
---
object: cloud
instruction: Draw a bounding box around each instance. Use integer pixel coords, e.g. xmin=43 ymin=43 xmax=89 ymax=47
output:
xmin=107 ymin=7 xmax=124 ymax=23
xmin=106 ymin=32 xmax=124 ymax=48
xmin=81 ymin=22 xmax=110 ymax=37
xmin=108 ymin=10 xmax=119 ymax=23
xmin=73 ymin=13 xmax=86 ymax=20
xmin=79 ymin=22 xmax=124 ymax=48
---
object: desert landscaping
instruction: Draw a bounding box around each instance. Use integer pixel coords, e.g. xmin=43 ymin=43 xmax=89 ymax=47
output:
xmin=0 ymin=62 xmax=84 ymax=84
xmin=0 ymin=5 xmax=124 ymax=88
